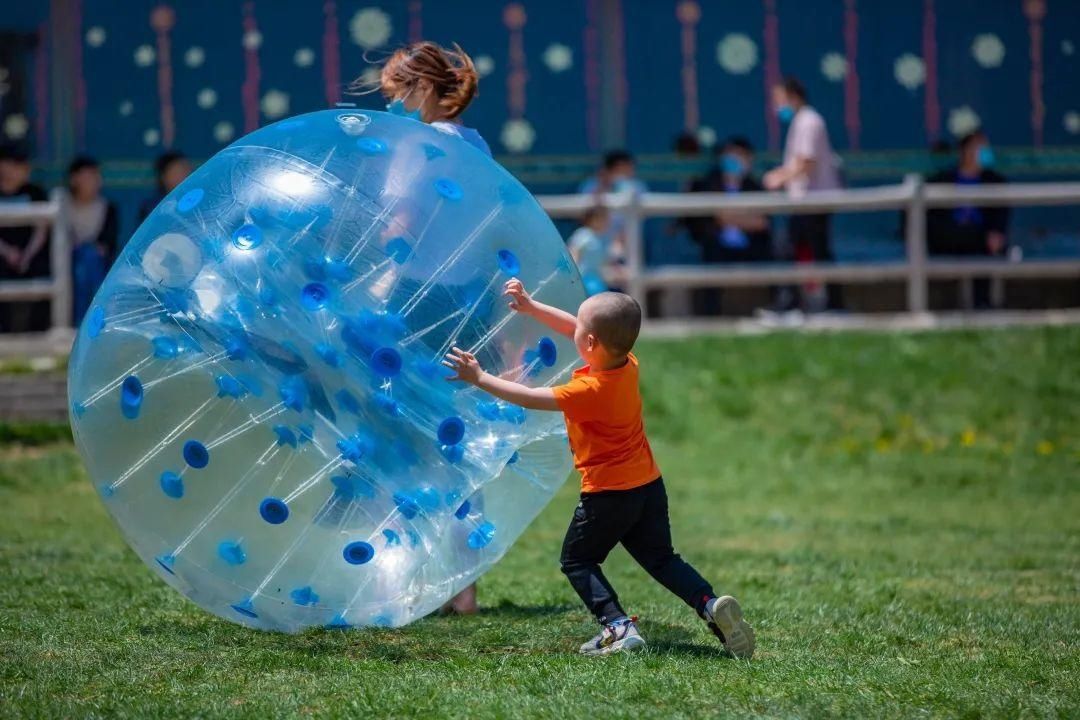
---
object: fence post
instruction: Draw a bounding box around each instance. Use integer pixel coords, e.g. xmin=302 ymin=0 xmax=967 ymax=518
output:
xmin=904 ymin=174 xmax=928 ymax=313
xmin=49 ymin=189 xmax=72 ymax=330
xmin=623 ymin=191 xmax=645 ymax=310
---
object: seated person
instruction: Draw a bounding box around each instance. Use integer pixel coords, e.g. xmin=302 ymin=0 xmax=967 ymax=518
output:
xmin=0 ymin=146 xmax=50 ymax=333
xmin=926 ymin=130 xmax=1009 ymax=308
xmin=684 ymin=137 xmax=773 ymax=314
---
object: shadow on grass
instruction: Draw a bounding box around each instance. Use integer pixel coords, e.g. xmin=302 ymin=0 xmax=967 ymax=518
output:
xmin=640 ymin=620 xmax=735 ymax=659
xmin=130 ymin=602 xmax=729 ymax=662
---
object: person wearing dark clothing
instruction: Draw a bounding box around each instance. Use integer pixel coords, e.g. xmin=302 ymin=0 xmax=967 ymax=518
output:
xmin=685 ymin=137 xmax=773 ymax=314
xmin=926 ymin=130 xmax=1009 ymax=309
xmin=65 ymin=157 xmax=119 ymax=324
xmin=0 ymin=146 xmax=51 ymax=333
xmin=138 ymin=151 xmax=192 ymax=222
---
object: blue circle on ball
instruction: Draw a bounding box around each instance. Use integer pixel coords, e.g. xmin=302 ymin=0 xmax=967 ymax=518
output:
xmin=357 ymin=137 xmax=387 ymax=155
xmin=259 ymin=497 xmax=289 ymax=524
xmin=177 ymin=188 xmax=204 ymax=213
xmin=218 ymin=541 xmax=246 ymax=565
xmin=120 ymin=375 xmax=144 ymax=419
xmin=370 ymin=347 xmax=402 ymax=377
xmin=537 ymin=337 xmax=557 ymax=367
xmin=232 ymin=223 xmax=263 ymax=250
xmin=278 ymin=119 xmax=306 ymax=131
xmin=437 ymin=416 xmax=465 ymax=446
xmin=159 ymin=471 xmax=184 ymax=499
xmin=87 ymin=306 xmax=105 ymax=338
xmin=152 ymin=336 xmax=179 ymax=359
xmin=183 ymin=440 xmax=209 ymax=469
xmin=301 ymin=282 xmax=330 ymax=311
xmin=434 ymin=178 xmax=463 ymax=201
xmin=497 ymin=249 xmax=521 ymax=276
xmin=343 ymin=541 xmax=375 ymax=565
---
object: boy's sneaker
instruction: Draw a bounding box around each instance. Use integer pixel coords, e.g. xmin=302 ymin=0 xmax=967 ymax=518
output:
xmin=579 ymin=617 xmax=645 ymax=657
xmin=704 ymin=596 xmax=755 ymax=659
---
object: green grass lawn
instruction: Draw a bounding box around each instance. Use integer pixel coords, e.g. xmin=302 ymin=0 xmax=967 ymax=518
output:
xmin=2 ymin=327 xmax=1078 ymax=719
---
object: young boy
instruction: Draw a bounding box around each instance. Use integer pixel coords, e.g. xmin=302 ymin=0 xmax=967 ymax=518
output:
xmin=443 ymin=281 xmax=755 ymax=658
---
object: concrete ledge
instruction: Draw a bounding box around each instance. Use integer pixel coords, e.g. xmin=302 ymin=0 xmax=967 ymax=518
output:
xmin=0 ymin=373 xmax=69 ymax=423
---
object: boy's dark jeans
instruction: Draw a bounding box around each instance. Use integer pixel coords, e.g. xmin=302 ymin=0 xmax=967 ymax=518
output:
xmin=560 ymin=477 xmax=714 ymax=625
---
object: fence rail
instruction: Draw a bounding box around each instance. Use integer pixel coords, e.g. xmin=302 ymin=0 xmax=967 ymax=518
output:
xmin=537 ymin=174 xmax=1080 ymax=314
xmin=1 ymin=178 xmax=1079 ymax=341
xmin=0 ymin=193 xmax=70 ymax=332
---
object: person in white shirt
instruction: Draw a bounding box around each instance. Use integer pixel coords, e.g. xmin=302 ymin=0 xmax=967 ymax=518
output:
xmin=763 ymin=77 xmax=843 ymax=311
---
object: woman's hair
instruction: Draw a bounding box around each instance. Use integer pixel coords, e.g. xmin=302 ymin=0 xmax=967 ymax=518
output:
xmin=355 ymin=42 xmax=478 ymax=120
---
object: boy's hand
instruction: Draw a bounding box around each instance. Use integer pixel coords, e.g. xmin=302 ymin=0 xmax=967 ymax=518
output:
xmin=442 ymin=347 xmax=484 ymax=385
xmin=503 ymin=279 xmax=535 ymax=315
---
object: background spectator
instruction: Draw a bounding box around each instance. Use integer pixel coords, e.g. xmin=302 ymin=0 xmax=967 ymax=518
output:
xmin=0 ymin=145 xmax=50 ymax=333
xmin=926 ymin=130 xmax=1009 ymax=309
xmin=578 ymin=150 xmax=647 ymax=270
xmin=568 ymin=205 xmax=615 ymax=296
xmin=65 ymin=156 xmax=119 ymax=324
xmin=686 ymin=137 xmax=773 ymax=314
xmin=578 ymin=150 xmax=646 ymax=197
xmin=138 ymin=151 xmax=192 ymax=222
xmin=764 ymin=77 xmax=843 ymax=311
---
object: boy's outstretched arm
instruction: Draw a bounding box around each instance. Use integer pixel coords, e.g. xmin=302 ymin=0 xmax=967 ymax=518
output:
xmin=443 ymin=347 xmax=560 ymax=411
xmin=504 ymin=279 xmax=577 ymax=339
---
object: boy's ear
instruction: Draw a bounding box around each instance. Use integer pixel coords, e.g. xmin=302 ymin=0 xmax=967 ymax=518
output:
xmin=586 ymin=333 xmax=597 ymax=351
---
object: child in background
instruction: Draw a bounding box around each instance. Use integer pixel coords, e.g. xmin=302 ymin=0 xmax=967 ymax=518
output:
xmin=443 ymin=281 xmax=755 ymax=658
xmin=567 ymin=205 xmax=613 ymax=296
xmin=65 ymin=156 xmax=119 ymax=325
xmin=358 ymin=40 xmax=488 ymax=614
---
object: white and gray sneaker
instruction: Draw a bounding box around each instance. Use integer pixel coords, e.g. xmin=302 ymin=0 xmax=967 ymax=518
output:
xmin=704 ymin=596 xmax=755 ymax=659
xmin=579 ymin=617 xmax=646 ymax=657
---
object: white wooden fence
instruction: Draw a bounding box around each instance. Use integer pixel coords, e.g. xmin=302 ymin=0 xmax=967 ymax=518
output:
xmin=1 ymin=177 xmax=1079 ymax=338
xmin=537 ymin=174 xmax=1080 ymax=314
xmin=0 ymin=189 xmax=70 ymax=333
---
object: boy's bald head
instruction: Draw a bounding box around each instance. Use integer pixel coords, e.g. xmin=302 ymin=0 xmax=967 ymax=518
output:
xmin=579 ymin=292 xmax=642 ymax=356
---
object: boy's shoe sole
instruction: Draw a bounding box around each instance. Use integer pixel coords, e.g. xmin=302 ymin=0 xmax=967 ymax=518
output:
xmin=707 ymin=596 xmax=755 ymax=659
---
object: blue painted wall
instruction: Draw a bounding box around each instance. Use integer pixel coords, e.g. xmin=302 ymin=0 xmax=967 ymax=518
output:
xmin=3 ymin=0 xmax=1079 ymax=162
xmin=3 ymin=1 xmax=1080 ymax=260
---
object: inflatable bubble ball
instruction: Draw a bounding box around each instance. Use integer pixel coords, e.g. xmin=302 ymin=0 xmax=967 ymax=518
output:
xmin=67 ymin=109 xmax=584 ymax=631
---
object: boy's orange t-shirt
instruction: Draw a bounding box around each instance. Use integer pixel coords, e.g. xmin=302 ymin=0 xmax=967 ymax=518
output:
xmin=551 ymin=353 xmax=660 ymax=493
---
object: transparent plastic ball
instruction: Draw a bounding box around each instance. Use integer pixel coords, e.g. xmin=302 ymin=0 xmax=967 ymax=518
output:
xmin=68 ymin=110 xmax=583 ymax=631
